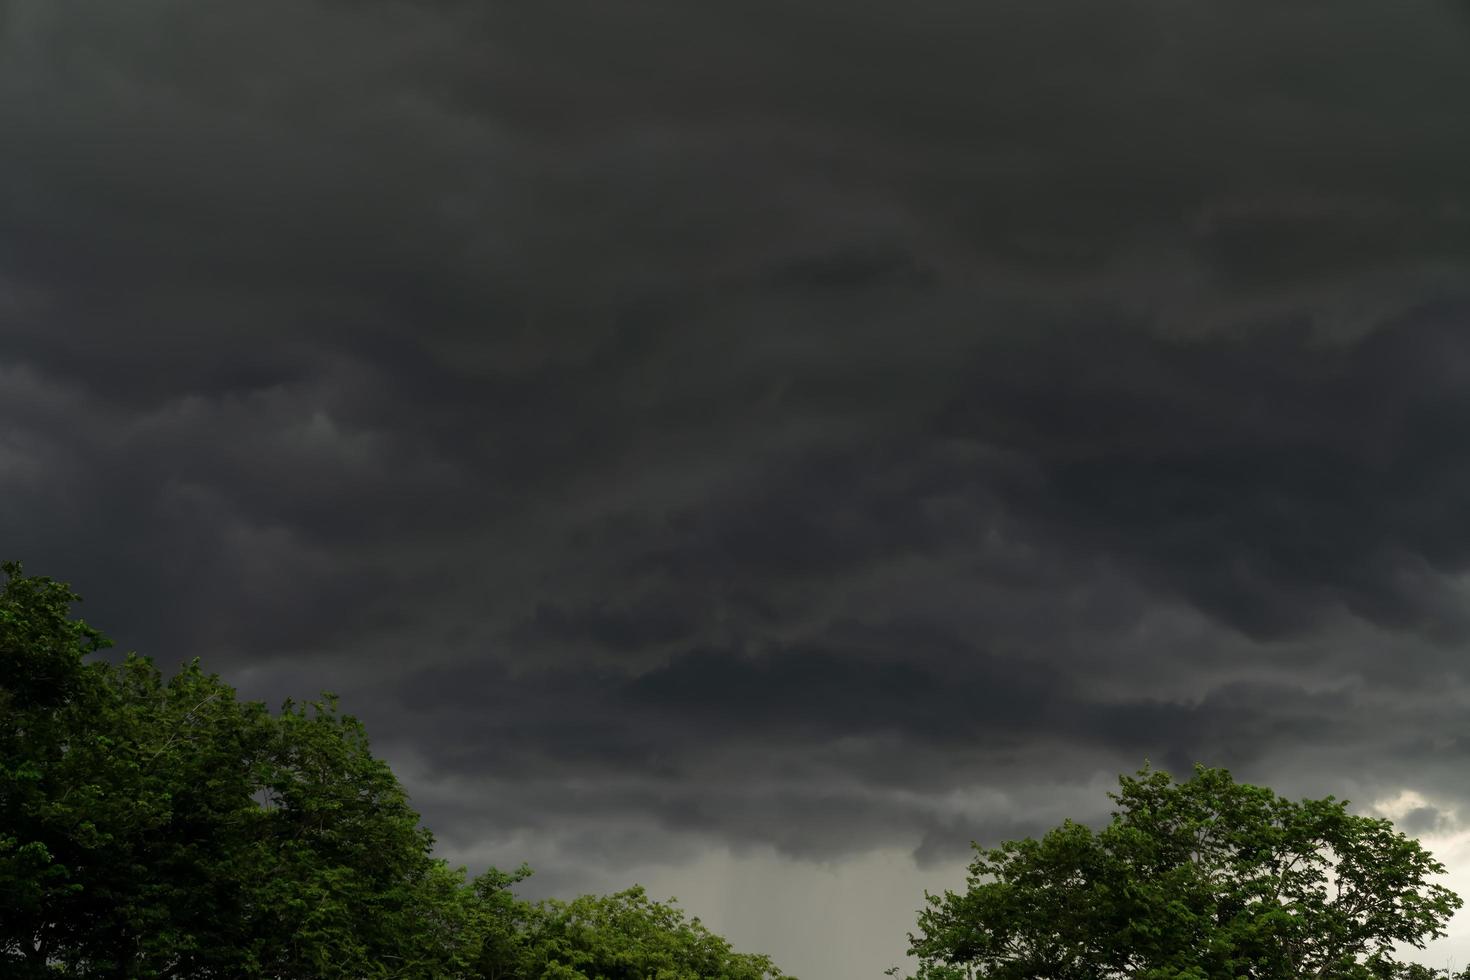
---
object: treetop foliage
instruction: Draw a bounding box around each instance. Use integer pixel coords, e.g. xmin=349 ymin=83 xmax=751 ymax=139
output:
xmin=907 ymin=764 xmax=1464 ymax=980
xmin=0 ymin=561 xmax=795 ymax=979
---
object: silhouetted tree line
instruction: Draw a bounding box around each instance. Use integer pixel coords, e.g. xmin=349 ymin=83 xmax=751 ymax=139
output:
xmin=3 ymin=561 xmax=1467 ymax=979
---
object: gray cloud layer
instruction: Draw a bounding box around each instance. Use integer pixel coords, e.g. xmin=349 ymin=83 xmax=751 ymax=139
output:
xmin=6 ymin=0 xmax=1470 ymax=950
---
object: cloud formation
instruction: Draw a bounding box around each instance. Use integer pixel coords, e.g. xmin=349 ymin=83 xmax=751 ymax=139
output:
xmin=5 ymin=0 xmax=1470 ymax=975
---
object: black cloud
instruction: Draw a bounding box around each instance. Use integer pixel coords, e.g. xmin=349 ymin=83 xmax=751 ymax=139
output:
xmin=4 ymin=4 xmax=1470 ymax=971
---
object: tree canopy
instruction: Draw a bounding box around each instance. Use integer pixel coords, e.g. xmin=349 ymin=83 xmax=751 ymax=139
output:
xmin=0 ymin=561 xmax=795 ymax=979
xmin=906 ymin=765 xmax=1463 ymax=980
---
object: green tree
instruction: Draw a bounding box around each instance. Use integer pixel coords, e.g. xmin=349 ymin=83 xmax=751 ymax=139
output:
xmin=46 ymin=655 xmax=274 ymax=976
xmin=0 ymin=562 xmax=447 ymax=976
xmin=387 ymin=861 xmax=540 ymax=979
xmin=907 ymin=765 xmax=1463 ymax=980
xmin=1 ymin=561 xmax=795 ymax=979
xmin=517 ymin=886 xmax=795 ymax=980
xmin=1 ymin=560 xmax=117 ymax=975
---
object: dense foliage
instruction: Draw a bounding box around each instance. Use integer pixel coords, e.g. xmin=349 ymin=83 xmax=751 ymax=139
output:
xmin=907 ymin=765 xmax=1464 ymax=980
xmin=0 ymin=562 xmax=794 ymax=979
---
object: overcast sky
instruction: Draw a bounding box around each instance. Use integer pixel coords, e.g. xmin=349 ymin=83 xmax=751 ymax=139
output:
xmin=6 ymin=0 xmax=1470 ymax=976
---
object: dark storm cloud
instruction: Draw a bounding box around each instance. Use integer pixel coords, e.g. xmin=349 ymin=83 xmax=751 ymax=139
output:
xmin=938 ymin=310 xmax=1470 ymax=640
xmin=5 ymin=0 xmax=1470 ymax=915
xmin=382 ymin=628 xmax=1408 ymax=865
